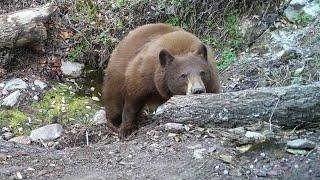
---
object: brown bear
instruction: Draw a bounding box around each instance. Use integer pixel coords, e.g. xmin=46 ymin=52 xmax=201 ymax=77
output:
xmin=103 ymin=23 xmax=221 ymax=139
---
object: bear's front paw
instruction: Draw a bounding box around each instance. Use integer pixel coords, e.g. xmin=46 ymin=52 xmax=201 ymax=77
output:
xmin=118 ymin=123 xmax=138 ymax=140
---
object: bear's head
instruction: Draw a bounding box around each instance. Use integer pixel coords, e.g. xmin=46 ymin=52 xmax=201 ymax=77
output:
xmin=156 ymin=43 xmax=216 ymax=98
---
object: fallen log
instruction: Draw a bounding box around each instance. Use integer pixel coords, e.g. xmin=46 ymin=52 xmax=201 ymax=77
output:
xmin=153 ymin=82 xmax=320 ymax=129
xmin=0 ymin=2 xmax=57 ymax=49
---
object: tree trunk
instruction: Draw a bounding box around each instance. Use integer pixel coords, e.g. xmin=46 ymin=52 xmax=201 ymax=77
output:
xmin=0 ymin=2 xmax=57 ymax=49
xmin=153 ymin=82 xmax=320 ymax=129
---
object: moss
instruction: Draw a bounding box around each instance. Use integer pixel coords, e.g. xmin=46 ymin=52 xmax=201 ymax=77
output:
xmin=30 ymin=83 xmax=99 ymax=127
xmin=0 ymin=110 xmax=28 ymax=135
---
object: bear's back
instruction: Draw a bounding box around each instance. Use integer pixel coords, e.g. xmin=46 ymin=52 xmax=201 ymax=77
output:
xmin=107 ymin=23 xmax=182 ymax=73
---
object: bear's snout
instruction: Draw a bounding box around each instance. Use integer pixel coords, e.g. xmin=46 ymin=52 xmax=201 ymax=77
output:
xmin=187 ymin=76 xmax=206 ymax=95
xmin=192 ymin=86 xmax=205 ymax=94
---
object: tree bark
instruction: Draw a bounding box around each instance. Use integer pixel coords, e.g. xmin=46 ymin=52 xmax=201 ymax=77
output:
xmin=153 ymin=82 xmax=320 ymax=129
xmin=0 ymin=2 xmax=57 ymax=49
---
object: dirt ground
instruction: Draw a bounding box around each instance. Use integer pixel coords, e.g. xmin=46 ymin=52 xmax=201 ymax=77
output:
xmin=1 ymin=122 xmax=320 ymax=180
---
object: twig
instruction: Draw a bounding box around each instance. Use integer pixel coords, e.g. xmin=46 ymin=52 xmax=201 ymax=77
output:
xmin=86 ymin=130 xmax=89 ymax=146
xmin=196 ymin=158 xmax=210 ymax=171
xmin=39 ymin=138 xmax=48 ymax=148
xmin=269 ymin=98 xmax=280 ymax=132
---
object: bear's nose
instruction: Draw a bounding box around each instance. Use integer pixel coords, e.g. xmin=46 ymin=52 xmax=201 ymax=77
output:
xmin=192 ymin=87 xmax=205 ymax=94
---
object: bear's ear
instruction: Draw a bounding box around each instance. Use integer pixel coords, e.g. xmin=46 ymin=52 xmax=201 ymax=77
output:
xmin=195 ymin=43 xmax=208 ymax=61
xmin=159 ymin=49 xmax=174 ymax=67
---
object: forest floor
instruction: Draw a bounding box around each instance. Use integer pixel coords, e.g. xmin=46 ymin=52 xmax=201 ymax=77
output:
xmin=1 ymin=1 xmax=320 ymax=180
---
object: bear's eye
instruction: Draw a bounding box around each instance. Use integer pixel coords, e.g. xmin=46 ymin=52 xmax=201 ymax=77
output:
xmin=200 ymin=71 xmax=207 ymax=77
xmin=180 ymin=74 xmax=187 ymax=78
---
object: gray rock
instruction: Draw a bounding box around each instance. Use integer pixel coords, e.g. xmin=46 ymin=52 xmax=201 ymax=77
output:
xmin=33 ymin=80 xmax=47 ymax=90
xmin=61 ymin=60 xmax=84 ymax=78
xmin=91 ymin=110 xmax=106 ymax=124
xmin=256 ymin=170 xmax=267 ymax=177
xmin=30 ymin=124 xmax=64 ymax=141
xmin=3 ymin=78 xmax=28 ymax=91
xmin=223 ymin=170 xmax=229 ymax=175
xmin=284 ymin=0 xmax=320 ymax=23
xmin=245 ymin=131 xmax=266 ymax=141
xmin=0 ymin=83 xmax=4 ymax=89
xmin=1 ymin=90 xmax=21 ymax=107
xmin=154 ymin=104 xmax=166 ymax=115
xmin=164 ymin=123 xmax=185 ymax=133
xmin=0 ymin=153 xmax=7 ymax=161
xmin=33 ymin=95 xmax=39 ymax=101
xmin=193 ymin=148 xmax=206 ymax=159
xmin=1 ymin=89 xmax=9 ymax=95
xmin=290 ymin=0 xmax=309 ymax=6
xmin=287 ymin=138 xmax=316 ymax=150
xmin=2 ymin=126 xmax=10 ymax=133
xmin=8 ymin=136 xmax=31 ymax=145
xmin=2 ymin=132 xmax=14 ymax=140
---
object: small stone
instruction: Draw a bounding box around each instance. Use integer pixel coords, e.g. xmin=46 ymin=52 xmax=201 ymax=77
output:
xmin=1 ymin=90 xmax=21 ymax=107
xmin=267 ymin=170 xmax=278 ymax=176
xmin=0 ymin=153 xmax=7 ymax=161
xmin=294 ymin=164 xmax=299 ymax=168
xmin=215 ymin=165 xmax=219 ymax=170
xmin=33 ymin=80 xmax=47 ymax=90
xmin=286 ymin=148 xmax=308 ymax=155
xmin=187 ymin=144 xmax=202 ymax=149
xmin=61 ymin=60 xmax=84 ymax=78
xmin=164 ymin=123 xmax=185 ymax=133
xmin=260 ymin=152 xmax=266 ymax=158
xmin=92 ymin=96 xmax=100 ymax=101
xmin=237 ymin=144 xmax=252 ymax=153
xmin=0 ymin=83 xmax=4 ymax=89
xmin=1 ymin=89 xmax=9 ymax=95
xmin=30 ymin=124 xmax=64 ymax=141
xmin=219 ymin=154 xmax=234 ymax=164
xmin=2 ymin=126 xmax=10 ymax=133
xmin=245 ymin=131 xmax=266 ymax=141
xmin=223 ymin=170 xmax=229 ymax=175
xmin=8 ymin=136 xmax=31 ymax=145
xmin=2 ymin=132 xmax=14 ymax=140
xmin=91 ymin=110 xmax=106 ymax=124
xmin=193 ymin=148 xmax=206 ymax=159
xmin=256 ymin=170 xmax=267 ymax=177
xmin=287 ymin=139 xmax=316 ymax=150
xmin=16 ymin=172 xmax=23 ymax=179
xmin=47 ymin=141 xmax=55 ymax=147
xmin=228 ymin=127 xmax=245 ymax=135
xmin=208 ymin=146 xmax=217 ymax=153
xmin=154 ymin=104 xmax=166 ymax=115
xmin=3 ymin=78 xmax=28 ymax=91
xmin=167 ymin=133 xmax=178 ymax=137
xmin=249 ymin=164 xmax=254 ymax=169
xmin=33 ymin=95 xmax=39 ymax=101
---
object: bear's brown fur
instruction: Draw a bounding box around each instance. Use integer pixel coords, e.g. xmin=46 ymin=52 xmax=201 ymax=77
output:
xmin=103 ymin=23 xmax=221 ymax=139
